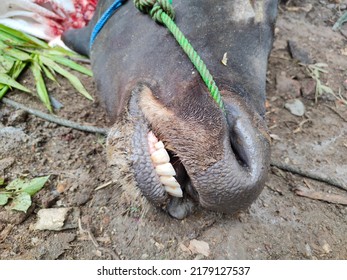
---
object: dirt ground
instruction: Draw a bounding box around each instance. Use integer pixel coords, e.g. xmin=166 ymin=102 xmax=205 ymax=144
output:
xmin=1 ymin=0 xmax=347 ymax=260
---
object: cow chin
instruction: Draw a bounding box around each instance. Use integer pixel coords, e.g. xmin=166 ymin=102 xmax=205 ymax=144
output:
xmin=106 ymin=84 xmax=271 ymax=219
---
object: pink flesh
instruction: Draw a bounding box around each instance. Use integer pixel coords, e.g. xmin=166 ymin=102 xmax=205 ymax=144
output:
xmin=0 ymin=0 xmax=98 ymax=41
xmin=34 ymin=0 xmax=97 ymax=37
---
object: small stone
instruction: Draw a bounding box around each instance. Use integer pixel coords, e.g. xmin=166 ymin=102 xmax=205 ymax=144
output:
xmin=284 ymin=99 xmax=306 ymax=116
xmin=327 ymin=4 xmax=336 ymax=8
xmin=188 ymin=239 xmax=210 ymax=257
xmin=35 ymin=207 xmax=80 ymax=231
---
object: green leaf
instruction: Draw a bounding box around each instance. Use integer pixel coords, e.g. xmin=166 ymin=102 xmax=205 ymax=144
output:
xmin=0 ymin=24 xmax=48 ymax=48
xmin=6 ymin=178 xmax=26 ymax=191
xmin=0 ymin=55 xmax=15 ymax=73
xmin=0 ymin=73 xmax=31 ymax=93
xmin=45 ymin=54 xmax=93 ymax=76
xmin=30 ymin=58 xmax=52 ymax=111
xmin=0 ymin=41 xmax=32 ymax=61
xmin=0 ymin=60 xmax=28 ymax=99
xmin=40 ymin=56 xmax=93 ymax=100
xmin=10 ymin=192 xmax=32 ymax=212
xmin=20 ymin=175 xmax=50 ymax=196
xmin=0 ymin=85 xmax=8 ymax=99
xmin=0 ymin=193 xmax=10 ymax=206
xmin=39 ymin=60 xmax=57 ymax=82
xmin=0 ymin=31 xmax=36 ymax=49
xmin=0 ymin=177 xmax=4 ymax=185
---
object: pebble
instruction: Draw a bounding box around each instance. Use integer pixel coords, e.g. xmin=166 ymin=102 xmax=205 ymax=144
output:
xmin=34 ymin=207 xmax=80 ymax=231
xmin=284 ymin=99 xmax=306 ymax=116
xmin=188 ymin=239 xmax=210 ymax=257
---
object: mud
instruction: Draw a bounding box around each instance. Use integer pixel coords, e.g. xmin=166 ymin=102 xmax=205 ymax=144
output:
xmin=0 ymin=0 xmax=346 ymax=260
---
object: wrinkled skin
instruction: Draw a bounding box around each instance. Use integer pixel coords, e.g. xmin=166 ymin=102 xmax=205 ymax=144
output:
xmin=63 ymin=0 xmax=278 ymax=219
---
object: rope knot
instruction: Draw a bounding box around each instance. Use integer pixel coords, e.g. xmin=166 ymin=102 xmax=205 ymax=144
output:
xmin=134 ymin=0 xmax=175 ymax=24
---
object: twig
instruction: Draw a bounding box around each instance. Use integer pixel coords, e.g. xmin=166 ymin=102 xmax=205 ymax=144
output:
xmin=324 ymin=105 xmax=347 ymax=122
xmin=265 ymin=184 xmax=283 ymax=195
xmin=78 ymin=218 xmax=119 ymax=260
xmin=271 ymin=160 xmax=347 ymax=192
xmin=94 ymin=180 xmax=114 ymax=191
xmin=1 ymin=97 xmax=109 ymax=135
xmin=294 ymin=186 xmax=347 ymax=205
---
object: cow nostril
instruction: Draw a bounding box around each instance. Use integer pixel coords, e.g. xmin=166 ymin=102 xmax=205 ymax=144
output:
xmin=229 ymin=130 xmax=251 ymax=169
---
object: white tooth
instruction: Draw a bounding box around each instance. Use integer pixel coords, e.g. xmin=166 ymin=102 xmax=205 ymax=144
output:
xmin=159 ymin=176 xmax=180 ymax=188
xmin=155 ymin=163 xmax=176 ymax=176
xmin=164 ymin=185 xmax=183 ymax=197
xmin=151 ymin=148 xmax=170 ymax=164
xmin=154 ymin=141 xmax=165 ymax=150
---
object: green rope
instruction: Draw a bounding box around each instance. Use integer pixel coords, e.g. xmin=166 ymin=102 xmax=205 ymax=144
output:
xmin=134 ymin=0 xmax=225 ymax=111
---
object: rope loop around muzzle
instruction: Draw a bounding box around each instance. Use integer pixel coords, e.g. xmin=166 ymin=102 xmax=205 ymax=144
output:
xmin=133 ymin=0 xmax=225 ymax=111
xmin=134 ymin=0 xmax=175 ymax=24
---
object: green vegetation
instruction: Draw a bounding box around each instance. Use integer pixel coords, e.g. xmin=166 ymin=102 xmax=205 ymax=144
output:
xmin=0 ymin=24 xmax=93 ymax=112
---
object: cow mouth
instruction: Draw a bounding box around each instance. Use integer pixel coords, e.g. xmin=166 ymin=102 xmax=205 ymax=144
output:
xmin=106 ymin=85 xmax=270 ymax=219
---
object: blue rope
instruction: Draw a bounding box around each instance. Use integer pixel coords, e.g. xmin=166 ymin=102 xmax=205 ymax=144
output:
xmin=89 ymin=0 xmax=127 ymax=48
